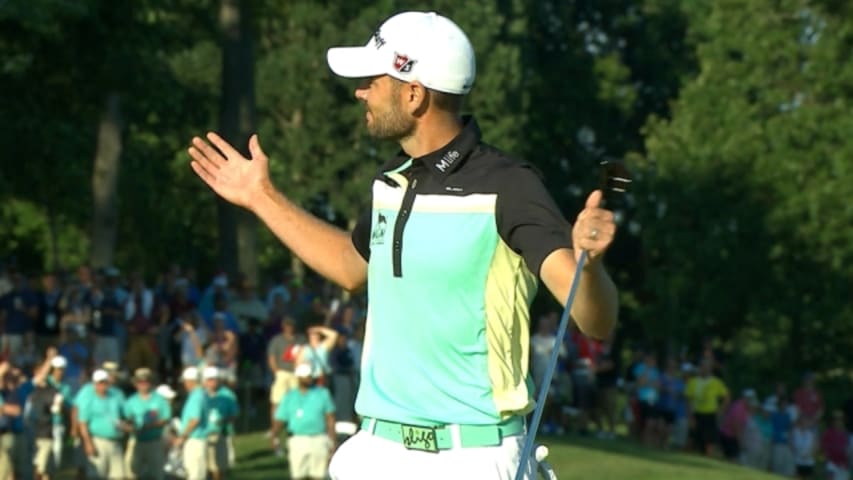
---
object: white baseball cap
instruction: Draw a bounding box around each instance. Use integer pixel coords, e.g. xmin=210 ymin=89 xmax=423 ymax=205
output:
xmin=202 ymin=366 xmax=219 ymax=380
xmin=327 ymin=11 xmax=476 ymax=95
xmin=92 ymin=369 xmax=110 ymax=383
xmin=155 ymin=384 xmax=177 ymax=400
xmin=51 ymin=356 xmax=68 ymax=369
xmin=294 ymin=363 xmax=313 ymax=378
xmin=182 ymin=366 xmax=199 ymax=382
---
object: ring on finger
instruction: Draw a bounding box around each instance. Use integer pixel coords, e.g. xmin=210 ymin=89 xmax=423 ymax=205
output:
xmin=589 ymin=228 xmax=599 ymax=240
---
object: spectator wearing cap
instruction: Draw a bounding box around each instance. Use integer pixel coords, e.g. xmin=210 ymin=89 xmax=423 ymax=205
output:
xmin=77 ymin=369 xmax=128 ymax=479
xmin=71 ymin=361 xmax=122 ymax=478
xmin=202 ymin=366 xmax=239 ymax=480
xmin=177 ymin=366 xmax=209 ymax=480
xmin=46 ymin=355 xmax=72 ymax=468
xmin=123 ymin=367 xmax=171 ymax=480
xmin=271 ymin=362 xmax=336 ymax=480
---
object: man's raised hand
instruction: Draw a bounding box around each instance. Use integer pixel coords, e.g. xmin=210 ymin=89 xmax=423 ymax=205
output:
xmin=188 ymin=133 xmax=271 ymax=210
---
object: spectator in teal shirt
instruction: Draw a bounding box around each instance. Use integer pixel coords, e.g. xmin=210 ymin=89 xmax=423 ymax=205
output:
xmin=123 ymin=368 xmax=171 ymax=480
xmin=203 ymin=366 xmax=239 ymax=480
xmin=271 ymin=363 xmax=336 ymax=480
xmin=77 ymin=369 xmax=127 ymax=479
xmin=46 ymin=355 xmax=72 ymax=467
xmin=177 ymin=366 xmax=208 ymax=480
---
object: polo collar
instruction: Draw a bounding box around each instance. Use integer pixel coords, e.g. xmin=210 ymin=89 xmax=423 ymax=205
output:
xmin=415 ymin=115 xmax=481 ymax=177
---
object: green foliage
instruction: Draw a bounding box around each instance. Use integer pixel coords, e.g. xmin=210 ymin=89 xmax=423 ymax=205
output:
xmin=3 ymin=0 xmax=851 ymax=392
xmin=637 ymin=0 xmax=853 ymax=385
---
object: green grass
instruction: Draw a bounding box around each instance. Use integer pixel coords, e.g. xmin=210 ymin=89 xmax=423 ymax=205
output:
xmin=229 ymin=432 xmax=784 ymax=480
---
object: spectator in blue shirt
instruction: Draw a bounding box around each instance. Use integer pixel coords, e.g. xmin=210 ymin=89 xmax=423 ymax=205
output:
xmin=0 ymin=272 xmax=38 ymax=357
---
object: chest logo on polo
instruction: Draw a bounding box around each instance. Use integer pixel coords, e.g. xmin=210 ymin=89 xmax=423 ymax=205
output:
xmin=370 ymin=213 xmax=388 ymax=246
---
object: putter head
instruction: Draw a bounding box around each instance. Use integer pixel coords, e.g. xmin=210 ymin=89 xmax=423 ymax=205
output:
xmin=599 ymin=159 xmax=632 ymax=208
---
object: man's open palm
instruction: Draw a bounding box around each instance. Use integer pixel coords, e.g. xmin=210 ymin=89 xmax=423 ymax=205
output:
xmin=188 ymin=132 xmax=270 ymax=210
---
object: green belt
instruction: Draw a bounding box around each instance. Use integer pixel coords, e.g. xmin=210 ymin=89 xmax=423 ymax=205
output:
xmin=360 ymin=416 xmax=524 ymax=452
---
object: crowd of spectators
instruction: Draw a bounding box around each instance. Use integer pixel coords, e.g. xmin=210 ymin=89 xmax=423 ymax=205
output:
xmin=0 ymin=261 xmax=364 ymax=478
xmin=2 ymin=259 xmax=852 ymax=479
xmin=530 ymin=312 xmax=853 ymax=480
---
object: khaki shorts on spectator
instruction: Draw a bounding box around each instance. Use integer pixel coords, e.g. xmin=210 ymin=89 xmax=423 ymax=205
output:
xmin=89 ymin=437 xmax=127 ymax=479
xmin=288 ymin=434 xmax=332 ymax=479
xmin=34 ymin=438 xmax=56 ymax=475
xmin=207 ymin=435 xmax=229 ymax=473
xmin=128 ymin=437 xmax=166 ymax=480
xmin=183 ymin=438 xmax=208 ymax=480
xmin=0 ymin=441 xmax=10 ymax=480
xmin=270 ymin=370 xmax=298 ymax=404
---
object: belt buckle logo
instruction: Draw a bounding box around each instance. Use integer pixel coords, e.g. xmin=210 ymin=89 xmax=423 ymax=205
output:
xmin=401 ymin=424 xmax=439 ymax=453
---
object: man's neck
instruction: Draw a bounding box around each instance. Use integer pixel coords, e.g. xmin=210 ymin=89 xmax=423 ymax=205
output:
xmin=399 ymin=114 xmax=463 ymax=159
xmin=139 ymin=391 xmax=150 ymax=399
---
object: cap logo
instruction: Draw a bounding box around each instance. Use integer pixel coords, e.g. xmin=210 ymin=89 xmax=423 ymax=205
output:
xmin=393 ymin=52 xmax=417 ymax=73
xmin=373 ymin=30 xmax=386 ymax=50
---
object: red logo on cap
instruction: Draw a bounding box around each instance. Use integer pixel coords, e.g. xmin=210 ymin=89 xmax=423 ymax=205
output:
xmin=393 ymin=53 xmax=416 ymax=73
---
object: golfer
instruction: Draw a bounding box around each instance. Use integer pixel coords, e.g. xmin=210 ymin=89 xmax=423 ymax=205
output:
xmin=188 ymin=10 xmax=618 ymax=479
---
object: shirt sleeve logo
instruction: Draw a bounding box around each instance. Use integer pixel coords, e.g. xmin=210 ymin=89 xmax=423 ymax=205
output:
xmin=393 ymin=53 xmax=417 ymax=73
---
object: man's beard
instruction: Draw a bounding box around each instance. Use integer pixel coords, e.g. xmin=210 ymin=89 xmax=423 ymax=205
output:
xmin=367 ymin=100 xmax=415 ymax=141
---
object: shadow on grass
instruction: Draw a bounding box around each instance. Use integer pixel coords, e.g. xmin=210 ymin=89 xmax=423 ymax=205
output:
xmin=540 ymin=434 xmax=726 ymax=471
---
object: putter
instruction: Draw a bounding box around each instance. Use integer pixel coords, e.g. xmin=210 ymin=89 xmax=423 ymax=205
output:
xmin=516 ymin=160 xmax=632 ymax=480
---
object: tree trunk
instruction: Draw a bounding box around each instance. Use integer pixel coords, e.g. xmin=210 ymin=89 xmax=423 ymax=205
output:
xmin=91 ymin=92 xmax=122 ymax=269
xmin=219 ymin=0 xmax=258 ymax=283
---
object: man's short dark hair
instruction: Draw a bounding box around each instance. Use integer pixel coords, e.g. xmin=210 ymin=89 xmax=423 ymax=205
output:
xmin=430 ymin=89 xmax=464 ymax=113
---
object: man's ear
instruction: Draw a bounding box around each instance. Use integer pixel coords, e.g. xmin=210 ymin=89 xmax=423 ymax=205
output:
xmin=406 ymin=81 xmax=429 ymax=116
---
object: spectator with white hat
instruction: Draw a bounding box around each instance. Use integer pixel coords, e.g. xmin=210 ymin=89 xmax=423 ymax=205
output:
xmin=177 ymin=366 xmax=209 ymax=480
xmin=46 ymin=355 xmax=72 ymax=469
xmin=70 ymin=361 xmax=123 ymax=478
xmin=77 ymin=369 xmax=128 ymax=479
xmin=202 ymin=366 xmax=239 ymax=480
xmin=271 ymin=362 xmax=336 ymax=480
xmin=123 ymin=367 xmax=172 ymax=480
